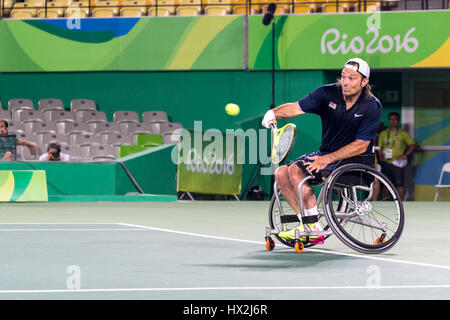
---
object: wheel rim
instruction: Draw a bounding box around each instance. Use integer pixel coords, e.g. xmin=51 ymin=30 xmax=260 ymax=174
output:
xmin=324 ymin=164 xmax=404 ymax=253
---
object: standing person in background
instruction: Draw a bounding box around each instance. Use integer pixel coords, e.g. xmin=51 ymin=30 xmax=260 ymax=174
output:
xmin=377 ymin=112 xmax=416 ymax=201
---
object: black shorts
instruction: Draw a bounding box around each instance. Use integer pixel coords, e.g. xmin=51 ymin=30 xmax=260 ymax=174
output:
xmin=287 ymin=152 xmax=375 ymax=185
xmin=380 ymin=161 xmax=404 ymax=187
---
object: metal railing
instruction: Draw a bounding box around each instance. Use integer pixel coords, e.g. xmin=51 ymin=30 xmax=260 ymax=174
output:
xmin=0 ymin=0 xmax=447 ymax=19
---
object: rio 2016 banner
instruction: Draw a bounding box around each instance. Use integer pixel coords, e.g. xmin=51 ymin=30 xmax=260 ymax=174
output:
xmin=176 ymin=129 xmax=243 ymax=196
xmin=0 ymin=16 xmax=244 ymax=72
xmin=0 ymin=170 xmax=48 ymax=202
xmin=249 ymin=11 xmax=450 ymax=70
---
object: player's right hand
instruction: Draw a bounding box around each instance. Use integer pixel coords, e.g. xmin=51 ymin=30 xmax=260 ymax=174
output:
xmin=262 ymin=110 xmax=276 ymax=129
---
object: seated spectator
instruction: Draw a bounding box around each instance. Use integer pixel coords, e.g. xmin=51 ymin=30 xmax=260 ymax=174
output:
xmin=39 ymin=142 xmax=70 ymax=161
xmin=0 ymin=120 xmax=40 ymax=160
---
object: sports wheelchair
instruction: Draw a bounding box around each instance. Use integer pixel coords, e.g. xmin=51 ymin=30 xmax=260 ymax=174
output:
xmin=265 ymin=155 xmax=405 ymax=254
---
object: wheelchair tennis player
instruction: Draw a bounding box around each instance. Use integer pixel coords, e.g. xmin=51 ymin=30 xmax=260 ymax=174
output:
xmin=262 ymin=58 xmax=382 ymax=244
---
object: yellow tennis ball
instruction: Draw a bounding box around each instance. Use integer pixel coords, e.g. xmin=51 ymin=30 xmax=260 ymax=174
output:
xmin=225 ymin=103 xmax=240 ymax=116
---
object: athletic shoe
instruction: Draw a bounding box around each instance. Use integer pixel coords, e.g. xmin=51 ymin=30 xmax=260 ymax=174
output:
xmin=278 ymin=223 xmax=324 ymax=244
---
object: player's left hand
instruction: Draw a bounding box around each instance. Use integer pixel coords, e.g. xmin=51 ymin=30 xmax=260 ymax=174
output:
xmin=305 ymin=155 xmax=332 ymax=173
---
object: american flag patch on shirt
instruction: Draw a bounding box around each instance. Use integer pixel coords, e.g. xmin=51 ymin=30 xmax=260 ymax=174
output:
xmin=328 ymin=101 xmax=337 ymax=109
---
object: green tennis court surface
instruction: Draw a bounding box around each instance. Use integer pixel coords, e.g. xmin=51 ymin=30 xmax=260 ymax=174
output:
xmin=0 ymin=201 xmax=449 ymax=300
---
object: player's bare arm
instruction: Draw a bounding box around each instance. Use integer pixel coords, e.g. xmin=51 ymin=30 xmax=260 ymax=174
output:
xmin=305 ymin=139 xmax=371 ymax=172
xmin=272 ymin=102 xmax=305 ymax=119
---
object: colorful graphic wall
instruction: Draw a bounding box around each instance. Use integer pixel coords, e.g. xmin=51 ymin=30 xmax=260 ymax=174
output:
xmin=0 ymin=11 xmax=448 ymax=72
xmin=0 ymin=170 xmax=48 ymax=202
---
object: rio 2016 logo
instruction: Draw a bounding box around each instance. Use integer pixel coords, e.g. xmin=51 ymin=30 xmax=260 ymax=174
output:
xmin=320 ymin=27 xmax=419 ymax=55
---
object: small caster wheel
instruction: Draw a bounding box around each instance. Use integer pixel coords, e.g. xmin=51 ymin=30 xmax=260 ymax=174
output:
xmin=375 ymin=233 xmax=386 ymax=245
xmin=294 ymin=241 xmax=304 ymax=253
xmin=265 ymin=237 xmax=275 ymax=251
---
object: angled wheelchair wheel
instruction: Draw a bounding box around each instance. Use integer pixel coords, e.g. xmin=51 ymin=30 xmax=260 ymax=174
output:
xmin=323 ymin=164 xmax=405 ymax=254
xmin=268 ymin=187 xmax=331 ymax=249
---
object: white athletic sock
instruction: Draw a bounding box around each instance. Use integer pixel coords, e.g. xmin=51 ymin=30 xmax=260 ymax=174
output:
xmin=301 ymin=206 xmax=323 ymax=231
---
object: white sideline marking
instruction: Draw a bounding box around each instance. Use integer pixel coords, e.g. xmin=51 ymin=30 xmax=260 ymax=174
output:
xmin=119 ymin=223 xmax=450 ymax=271
xmin=0 ymin=285 xmax=450 ymax=294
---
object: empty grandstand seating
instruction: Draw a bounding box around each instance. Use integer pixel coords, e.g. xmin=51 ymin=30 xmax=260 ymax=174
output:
xmin=89 ymin=144 xmax=117 ymax=161
xmin=142 ymin=110 xmax=169 ymax=124
xmin=92 ymin=0 xmax=120 ymax=17
xmin=148 ymin=0 xmax=176 ymax=15
xmin=204 ymin=0 xmax=232 ymax=15
xmin=37 ymin=1 xmax=69 ymax=18
xmin=113 ymin=110 xmax=140 ymax=124
xmin=8 ymin=99 xmax=34 ymax=112
xmin=70 ymin=99 xmax=97 ymax=112
xmin=38 ymin=99 xmax=65 ymax=112
xmin=177 ymin=0 xmax=201 ymax=15
xmin=1 ymin=97 xmax=182 ymax=162
xmin=0 ymin=110 xmax=12 ymax=123
xmin=120 ymin=0 xmax=147 ymax=16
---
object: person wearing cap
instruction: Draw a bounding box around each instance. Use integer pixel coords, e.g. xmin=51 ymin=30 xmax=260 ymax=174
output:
xmin=261 ymin=58 xmax=382 ymax=242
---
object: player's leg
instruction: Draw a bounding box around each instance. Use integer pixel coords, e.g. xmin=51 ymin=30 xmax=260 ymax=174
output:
xmin=274 ymin=165 xmax=301 ymax=214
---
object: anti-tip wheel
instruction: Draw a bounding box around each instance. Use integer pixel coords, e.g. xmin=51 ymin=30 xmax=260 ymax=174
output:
xmin=294 ymin=241 xmax=304 ymax=253
xmin=265 ymin=237 xmax=275 ymax=251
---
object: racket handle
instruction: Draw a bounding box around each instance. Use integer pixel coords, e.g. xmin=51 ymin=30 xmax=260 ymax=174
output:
xmin=269 ymin=122 xmax=277 ymax=130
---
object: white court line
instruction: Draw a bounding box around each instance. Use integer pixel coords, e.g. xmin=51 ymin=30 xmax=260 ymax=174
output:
xmin=0 ymin=229 xmax=150 ymax=231
xmin=1 ymin=284 xmax=450 ymax=294
xmin=119 ymin=223 xmax=450 ymax=271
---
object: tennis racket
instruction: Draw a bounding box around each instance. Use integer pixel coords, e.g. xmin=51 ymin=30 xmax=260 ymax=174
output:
xmin=270 ymin=123 xmax=297 ymax=165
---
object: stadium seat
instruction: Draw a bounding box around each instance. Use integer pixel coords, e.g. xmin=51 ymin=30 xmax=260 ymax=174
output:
xmin=70 ymin=99 xmax=97 ymax=112
xmin=120 ymin=0 xmax=148 ymax=16
xmin=0 ymin=110 xmax=11 ymax=123
xmin=8 ymin=99 xmax=34 ymax=112
xmin=92 ymin=0 xmax=120 ymax=16
xmin=32 ymin=122 xmax=58 ymax=135
xmin=204 ymin=0 xmax=232 ymax=14
xmin=136 ymin=133 xmax=163 ymax=147
xmin=113 ymin=110 xmax=140 ymax=124
xmin=159 ymin=122 xmax=183 ymax=135
xmin=6 ymin=122 xmax=25 ymax=134
xmin=100 ymin=132 xmax=134 ymax=146
xmin=65 ymin=6 xmax=89 ymax=17
xmin=233 ymin=1 xmax=258 ymax=15
xmin=93 ymin=122 xmax=122 ymax=135
xmin=119 ymin=144 xmax=149 ymax=157
xmin=89 ymin=144 xmax=117 ymax=161
xmin=17 ymin=145 xmax=39 ymax=161
xmin=48 ymin=110 xmax=76 ymax=124
xmin=37 ymin=1 xmax=68 ymax=17
xmin=128 ymin=124 xmax=153 ymax=143
xmin=69 ymin=132 xmax=101 ymax=147
xmin=61 ymin=144 xmax=82 ymax=161
xmin=16 ymin=110 xmax=44 ymax=127
xmin=64 ymin=122 xmax=93 ymax=135
xmin=148 ymin=0 xmax=176 ymax=15
xmin=10 ymin=2 xmax=40 ymax=18
xmin=35 ymin=132 xmax=69 ymax=148
xmin=292 ymin=0 xmax=316 ymax=13
xmin=162 ymin=128 xmax=182 ymax=144
xmin=38 ymin=99 xmax=65 ymax=113
xmin=1 ymin=0 xmax=16 ymax=15
xmin=16 ymin=132 xmax=37 ymax=144
xmin=322 ymin=0 xmax=347 ymax=12
xmin=261 ymin=0 xmax=290 ymax=14
xmin=142 ymin=110 xmax=168 ymax=124
xmin=177 ymin=0 xmax=201 ymax=15
xmin=76 ymin=110 xmax=107 ymax=124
